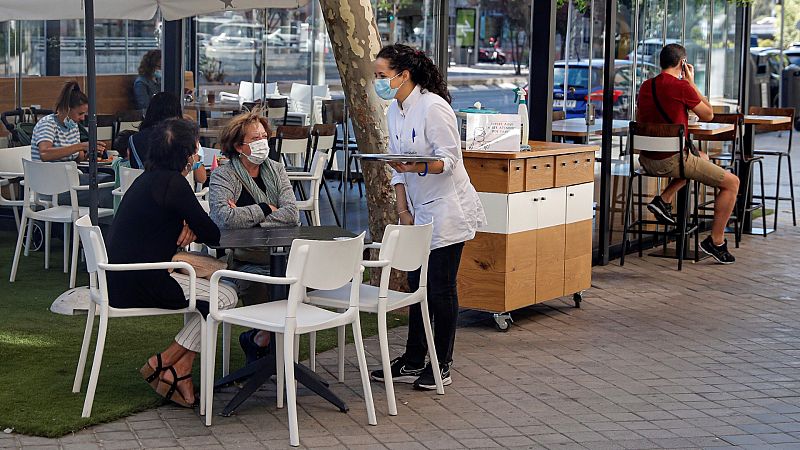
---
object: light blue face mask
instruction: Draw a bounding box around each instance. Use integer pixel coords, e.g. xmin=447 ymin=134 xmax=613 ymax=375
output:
xmin=64 ymin=118 xmax=78 ymax=130
xmin=154 ymin=69 xmax=162 ymax=79
xmin=374 ymin=73 xmax=405 ymax=100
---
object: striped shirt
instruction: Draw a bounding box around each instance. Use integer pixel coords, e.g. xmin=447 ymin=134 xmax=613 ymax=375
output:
xmin=31 ymin=114 xmax=80 ymax=162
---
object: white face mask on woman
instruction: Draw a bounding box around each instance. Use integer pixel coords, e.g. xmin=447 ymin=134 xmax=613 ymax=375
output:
xmin=244 ymin=138 xmax=270 ymax=165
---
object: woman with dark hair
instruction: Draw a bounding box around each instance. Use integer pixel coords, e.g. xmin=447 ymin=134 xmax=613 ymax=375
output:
xmin=370 ymin=44 xmax=484 ymax=390
xmin=208 ymin=111 xmax=298 ymax=362
xmin=107 ymin=118 xmax=236 ymax=407
xmin=128 ymin=92 xmax=206 ymax=186
xmin=134 ymin=49 xmax=162 ymax=112
xmin=31 ymin=81 xmax=105 ymax=162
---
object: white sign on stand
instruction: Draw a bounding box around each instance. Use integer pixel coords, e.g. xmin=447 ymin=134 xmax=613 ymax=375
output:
xmin=465 ymin=113 xmax=521 ymax=152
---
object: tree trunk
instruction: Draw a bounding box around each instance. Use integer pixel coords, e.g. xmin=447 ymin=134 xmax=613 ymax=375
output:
xmin=320 ymin=0 xmax=409 ymax=291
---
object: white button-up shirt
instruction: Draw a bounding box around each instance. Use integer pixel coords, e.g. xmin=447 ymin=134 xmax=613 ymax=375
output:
xmin=388 ymin=85 xmax=485 ymax=250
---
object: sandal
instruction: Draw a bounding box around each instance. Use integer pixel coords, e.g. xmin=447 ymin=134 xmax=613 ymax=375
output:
xmin=139 ymin=353 xmax=166 ymax=389
xmin=154 ymin=366 xmax=197 ymax=408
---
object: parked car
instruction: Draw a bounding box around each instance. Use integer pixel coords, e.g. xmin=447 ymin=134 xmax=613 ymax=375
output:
xmin=751 ymin=47 xmax=788 ymax=107
xmin=627 ymin=38 xmax=680 ymax=65
xmin=784 ymin=42 xmax=800 ymax=66
xmin=547 ymin=60 xmax=659 ymax=119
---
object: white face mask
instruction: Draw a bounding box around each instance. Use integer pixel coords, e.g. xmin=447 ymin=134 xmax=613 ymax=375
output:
xmin=244 ymin=138 xmax=270 ymax=165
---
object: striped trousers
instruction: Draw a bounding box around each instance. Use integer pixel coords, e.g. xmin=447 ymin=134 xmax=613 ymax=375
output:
xmin=171 ymin=273 xmax=238 ymax=352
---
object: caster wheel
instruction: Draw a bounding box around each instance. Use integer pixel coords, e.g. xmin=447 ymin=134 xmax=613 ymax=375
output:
xmin=25 ymin=222 xmax=44 ymax=253
xmin=493 ymin=313 xmax=512 ymax=332
xmin=573 ymin=292 xmax=583 ymax=308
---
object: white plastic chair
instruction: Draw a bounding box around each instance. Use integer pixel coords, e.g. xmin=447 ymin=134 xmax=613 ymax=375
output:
xmin=111 ymin=166 xmax=144 ymax=200
xmin=276 ymin=125 xmax=310 ymax=171
xmin=289 ymin=83 xmax=329 ymax=125
xmin=9 ymin=160 xmax=114 ymax=288
xmin=288 ymin=148 xmax=331 ymax=226
xmin=306 ymin=223 xmax=444 ymax=416
xmin=0 ymin=145 xmax=31 ymax=230
xmin=186 ymin=169 xmax=209 ymax=200
xmin=204 ymin=233 xmax=376 ymax=447
xmin=71 ymin=215 xmax=206 ymax=417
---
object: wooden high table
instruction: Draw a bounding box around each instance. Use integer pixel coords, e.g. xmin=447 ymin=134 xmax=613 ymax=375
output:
xmin=741 ymin=115 xmax=791 ymax=234
xmin=459 ymin=141 xmax=598 ymax=330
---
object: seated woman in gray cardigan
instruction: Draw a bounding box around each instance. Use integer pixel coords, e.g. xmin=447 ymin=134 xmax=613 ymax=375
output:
xmin=208 ymin=111 xmax=299 ymax=362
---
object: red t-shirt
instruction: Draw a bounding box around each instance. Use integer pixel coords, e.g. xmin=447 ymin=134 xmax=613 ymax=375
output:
xmin=637 ymin=73 xmax=701 ymax=131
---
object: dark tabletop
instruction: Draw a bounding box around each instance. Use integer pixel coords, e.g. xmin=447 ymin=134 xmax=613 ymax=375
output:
xmin=210 ymin=226 xmax=357 ymax=250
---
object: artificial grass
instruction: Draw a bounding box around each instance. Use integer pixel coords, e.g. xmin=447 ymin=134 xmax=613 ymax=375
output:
xmin=0 ymin=229 xmax=407 ymax=437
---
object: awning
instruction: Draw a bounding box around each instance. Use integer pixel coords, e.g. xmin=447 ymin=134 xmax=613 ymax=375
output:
xmin=0 ymin=0 xmax=309 ymax=21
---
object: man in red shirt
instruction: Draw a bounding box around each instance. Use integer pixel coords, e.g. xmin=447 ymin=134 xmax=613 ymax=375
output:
xmin=637 ymin=43 xmax=740 ymax=264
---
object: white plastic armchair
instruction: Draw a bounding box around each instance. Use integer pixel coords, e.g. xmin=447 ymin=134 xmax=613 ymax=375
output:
xmin=9 ymin=160 xmax=114 ymax=288
xmin=204 ymin=233 xmax=376 ymax=447
xmin=71 ymin=215 xmax=207 ymax=418
xmin=306 ymin=223 xmax=444 ymax=416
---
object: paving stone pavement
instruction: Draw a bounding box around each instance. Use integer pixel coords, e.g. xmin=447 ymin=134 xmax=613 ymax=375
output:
xmin=5 ymin=132 xmax=800 ymax=449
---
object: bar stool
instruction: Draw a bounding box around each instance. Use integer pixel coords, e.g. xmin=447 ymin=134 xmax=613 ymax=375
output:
xmin=620 ymin=122 xmax=697 ymax=270
xmin=749 ymin=106 xmax=796 ymax=230
xmin=694 ymin=114 xmax=766 ymax=247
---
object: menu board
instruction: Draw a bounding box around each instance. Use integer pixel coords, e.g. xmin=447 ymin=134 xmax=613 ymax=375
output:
xmin=465 ymin=113 xmax=521 ymax=152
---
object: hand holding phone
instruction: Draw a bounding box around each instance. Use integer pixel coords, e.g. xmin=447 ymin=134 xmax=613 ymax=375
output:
xmin=682 ymin=58 xmax=695 ymax=84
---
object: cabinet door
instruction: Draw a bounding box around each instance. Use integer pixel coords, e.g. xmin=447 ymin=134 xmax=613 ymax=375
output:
xmin=476 ymin=192 xmax=509 ymax=234
xmin=508 ymin=191 xmax=538 ymax=233
xmin=565 ymin=182 xmax=594 ymax=224
xmin=536 ymin=187 xmax=566 ymax=229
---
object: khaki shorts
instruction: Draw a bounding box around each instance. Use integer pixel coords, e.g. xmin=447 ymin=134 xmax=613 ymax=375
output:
xmin=639 ymin=152 xmax=726 ymax=188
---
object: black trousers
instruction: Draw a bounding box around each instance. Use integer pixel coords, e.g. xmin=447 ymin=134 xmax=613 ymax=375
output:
xmin=404 ymin=241 xmax=465 ymax=367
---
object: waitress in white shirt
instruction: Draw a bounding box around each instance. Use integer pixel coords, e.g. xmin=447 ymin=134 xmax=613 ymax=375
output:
xmin=370 ymin=44 xmax=485 ymax=390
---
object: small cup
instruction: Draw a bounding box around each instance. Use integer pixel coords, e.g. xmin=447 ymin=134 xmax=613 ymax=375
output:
xmin=207 ymin=92 xmax=216 ymax=105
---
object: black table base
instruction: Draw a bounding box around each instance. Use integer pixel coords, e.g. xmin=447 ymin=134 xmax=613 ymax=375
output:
xmin=213 ymin=349 xmax=349 ymax=417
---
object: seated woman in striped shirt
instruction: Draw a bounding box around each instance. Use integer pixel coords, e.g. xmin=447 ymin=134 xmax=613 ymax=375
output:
xmin=31 ymin=81 xmax=105 ymax=162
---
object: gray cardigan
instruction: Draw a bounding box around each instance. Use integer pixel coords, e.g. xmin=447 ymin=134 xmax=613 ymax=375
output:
xmin=209 ymin=159 xmax=299 ymax=229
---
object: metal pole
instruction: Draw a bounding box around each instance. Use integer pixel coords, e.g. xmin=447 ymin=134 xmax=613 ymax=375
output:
xmin=779 ymin=0 xmax=785 ymax=107
xmin=435 ymin=0 xmax=449 ymax=79
xmin=85 ymin=0 xmax=99 ymax=224
xmin=423 ymin=0 xmax=430 ymax=51
xmin=587 ymin=0 xmax=594 ymax=134
xmin=599 ymin=0 xmax=617 ymax=265
xmin=662 ymin=0 xmax=668 ymax=46
xmin=564 ymin=0 xmax=573 ymax=113
xmin=124 ymin=20 xmax=129 ymax=73
xmin=341 ymin=99 xmax=349 ymax=228
xmin=739 ymin=4 xmax=752 ymax=113
xmin=630 ymin=0 xmax=640 ymax=120
xmin=528 ymin=0 xmax=556 ymax=140
xmin=705 ymin=0 xmax=713 ymax=98
xmin=680 ymin=0 xmax=686 ymax=44
xmin=15 ymin=21 xmax=22 ymax=108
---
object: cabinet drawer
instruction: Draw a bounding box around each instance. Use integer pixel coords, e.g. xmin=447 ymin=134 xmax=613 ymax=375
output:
xmin=566 ymin=182 xmax=594 ymax=224
xmin=555 ymin=152 xmax=595 ymax=187
xmin=524 ymin=156 xmax=555 ymax=190
xmin=536 ymin=187 xmax=566 ymax=229
xmin=464 ymin=158 xmax=525 ymax=193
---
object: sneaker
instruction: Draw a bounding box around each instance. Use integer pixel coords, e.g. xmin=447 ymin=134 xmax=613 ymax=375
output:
xmin=413 ymin=362 xmax=453 ymax=390
xmin=371 ymin=356 xmax=425 ymax=383
xmin=239 ymin=329 xmax=268 ymax=366
xmin=647 ymin=195 xmax=677 ymax=226
xmin=699 ymin=236 xmax=735 ymax=264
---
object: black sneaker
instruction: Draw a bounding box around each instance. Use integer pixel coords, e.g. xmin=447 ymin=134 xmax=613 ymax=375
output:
xmin=413 ymin=362 xmax=453 ymax=390
xmin=647 ymin=195 xmax=677 ymax=226
xmin=700 ymin=236 xmax=735 ymax=264
xmin=239 ymin=329 xmax=268 ymax=365
xmin=371 ymin=356 xmax=425 ymax=383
